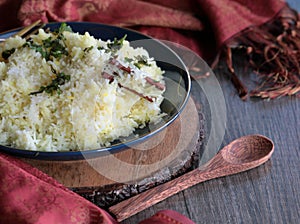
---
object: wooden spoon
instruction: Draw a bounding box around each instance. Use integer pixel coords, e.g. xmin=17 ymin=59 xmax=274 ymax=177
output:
xmin=109 ymin=134 xmax=274 ymax=222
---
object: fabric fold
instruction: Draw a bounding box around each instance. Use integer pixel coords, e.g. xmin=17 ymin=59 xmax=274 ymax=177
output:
xmin=15 ymin=0 xmax=299 ymax=100
xmin=18 ymin=0 xmax=203 ymax=30
xmin=0 ymin=153 xmax=117 ymax=224
xmin=0 ymin=152 xmax=196 ymax=223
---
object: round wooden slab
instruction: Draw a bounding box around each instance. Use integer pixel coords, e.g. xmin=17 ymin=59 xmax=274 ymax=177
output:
xmin=21 ymin=97 xmax=204 ymax=207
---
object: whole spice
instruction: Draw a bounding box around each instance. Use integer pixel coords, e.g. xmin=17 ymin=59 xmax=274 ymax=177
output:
xmin=118 ymin=83 xmax=154 ymax=102
xmin=145 ymin=77 xmax=165 ymax=91
xmin=103 ymin=55 xmax=165 ymax=102
xmin=108 ymin=57 xmax=165 ymax=91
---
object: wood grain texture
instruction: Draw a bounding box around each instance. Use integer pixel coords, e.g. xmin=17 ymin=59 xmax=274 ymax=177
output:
xmin=123 ymin=73 xmax=300 ymax=224
xmin=109 ymin=135 xmax=274 ymax=222
xmin=122 ymin=2 xmax=300 ymax=223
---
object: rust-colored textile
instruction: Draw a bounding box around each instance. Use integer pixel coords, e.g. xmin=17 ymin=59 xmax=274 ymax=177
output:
xmin=139 ymin=210 xmax=196 ymax=224
xmin=0 ymin=153 xmax=118 ymax=224
xmin=0 ymin=152 xmax=196 ymax=223
xmin=0 ymin=0 xmax=285 ymax=60
xmin=13 ymin=0 xmax=300 ymax=99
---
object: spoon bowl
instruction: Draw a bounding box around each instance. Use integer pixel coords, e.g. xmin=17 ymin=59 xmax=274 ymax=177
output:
xmin=109 ymin=134 xmax=274 ymax=222
xmin=221 ymin=135 xmax=274 ymax=164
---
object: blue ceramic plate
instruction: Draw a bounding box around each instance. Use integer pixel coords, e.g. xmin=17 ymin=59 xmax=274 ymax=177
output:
xmin=0 ymin=22 xmax=191 ymax=160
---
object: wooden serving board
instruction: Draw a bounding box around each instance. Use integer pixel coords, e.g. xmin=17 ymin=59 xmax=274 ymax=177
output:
xmin=21 ymin=97 xmax=203 ymax=207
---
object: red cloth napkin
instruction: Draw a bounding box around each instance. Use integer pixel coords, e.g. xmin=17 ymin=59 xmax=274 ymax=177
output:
xmin=0 ymin=153 xmax=117 ymax=224
xmin=0 ymin=0 xmax=285 ymax=60
xmin=0 ymin=152 xmax=195 ymax=224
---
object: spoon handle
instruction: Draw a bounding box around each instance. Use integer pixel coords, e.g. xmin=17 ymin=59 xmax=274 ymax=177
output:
xmin=108 ymin=161 xmax=223 ymax=222
xmin=108 ymin=134 xmax=274 ymax=222
xmin=108 ymin=156 xmax=271 ymax=221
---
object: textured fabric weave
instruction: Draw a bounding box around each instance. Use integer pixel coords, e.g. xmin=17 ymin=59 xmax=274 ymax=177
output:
xmin=0 ymin=0 xmax=286 ymax=60
xmin=0 ymin=153 xmax=118 ymax=224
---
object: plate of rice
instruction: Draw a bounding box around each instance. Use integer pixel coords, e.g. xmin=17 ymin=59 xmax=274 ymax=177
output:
xmin=0 ymin=22 xmax=190 ymax=160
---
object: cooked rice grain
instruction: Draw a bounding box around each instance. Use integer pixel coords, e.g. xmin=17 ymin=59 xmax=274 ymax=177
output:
xmin=0 ymin=27 xmax=165 ymax=151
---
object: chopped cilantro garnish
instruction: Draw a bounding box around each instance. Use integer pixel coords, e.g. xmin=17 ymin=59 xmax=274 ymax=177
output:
xmin=42 ymin=37 xmax=53 ymax=48
xmin=107 ymin=34 xmax=127 ymax=53
xmin=54 ymin=22 xmax=73 ymax=35
xmin=49 ymin=39 xmax=68 ymax=59
xmin=30 ymin=72 xmax=70 ymax=95
xmin=133 ymin=55 xmax=151 ymax=69
xmin=24 ymin=34 xmax=68 ymax=60
xmin=84 ymin=46 xmax=94 ymax=53
xmin=23 ymin=42 xmax=50 ymax=60
xmin=134 ymin=62 xmax=142 ymax=69
xmin=124 ymin=57 xmax=134 ymax=63
xmin=2 ymin=48 xmax=16 ymax=60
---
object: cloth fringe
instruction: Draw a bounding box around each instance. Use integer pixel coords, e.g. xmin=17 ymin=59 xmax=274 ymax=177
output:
xmin=221 ymin=6 xmax=300 ymax=100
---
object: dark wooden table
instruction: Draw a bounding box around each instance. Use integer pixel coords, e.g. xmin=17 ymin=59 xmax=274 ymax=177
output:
xmin=123 ymin=1 xmax=300 ymax=223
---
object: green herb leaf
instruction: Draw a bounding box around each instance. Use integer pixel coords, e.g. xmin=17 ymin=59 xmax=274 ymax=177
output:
xmin=49 ymin=39 xmax=68 ymax=59
xmin=84 ymin=46 xmax=94 ymax=53
xmin=124 ymin=57 xmax=134 ymax=63
xmin=134 ymin=62 xmax=142 ymax=69
xmin=42 ymin=37 xmax=53 ymax=48
xmin=55 ymin=22 xmax=73 ymax=34
xmin=24 ymin=36 xmax=68 ymax=60
xmin=2 ymin=48 xmax=16 ymax=60
xmin=30 ymin=72 xmax=70 ymax=95
xmin=26 ymin=42 xmax=50 ymax=60
xmin=133 ymin=55 xmax=151 ymax=69
xmin=107 ymin=34 xmax=127 ymax=53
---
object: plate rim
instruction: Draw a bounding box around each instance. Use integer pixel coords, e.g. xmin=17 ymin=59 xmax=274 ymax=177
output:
xmin=0 ymin=22 xmax=191 ymax=160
